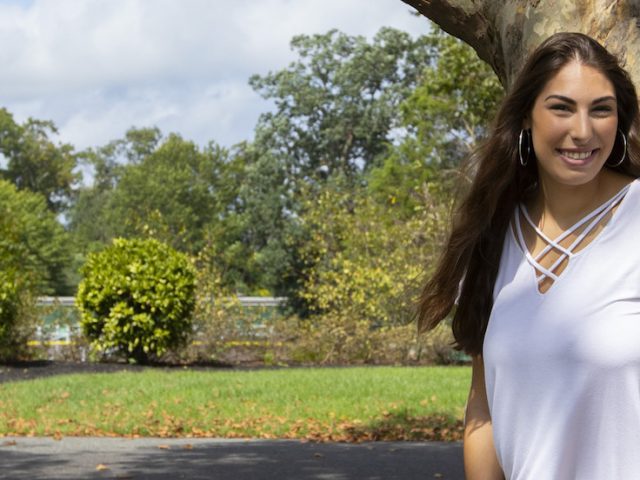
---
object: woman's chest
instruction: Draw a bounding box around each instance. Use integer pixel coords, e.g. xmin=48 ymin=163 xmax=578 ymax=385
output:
xmin=487 ymin=230 xmax=640 ymax=368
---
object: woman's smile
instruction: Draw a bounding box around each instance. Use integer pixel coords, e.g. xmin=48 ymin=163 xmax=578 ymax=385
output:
xmin=556 ymin=147 xmax=600 ymax=167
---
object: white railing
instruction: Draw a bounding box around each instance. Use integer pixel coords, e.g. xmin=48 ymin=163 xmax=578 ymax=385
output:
xmin=32 ymin=296 xmax=287 ymax=353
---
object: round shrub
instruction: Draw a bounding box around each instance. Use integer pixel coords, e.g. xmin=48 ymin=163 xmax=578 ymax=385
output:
xmin=77 ymin=238 xmax=196 ymax=364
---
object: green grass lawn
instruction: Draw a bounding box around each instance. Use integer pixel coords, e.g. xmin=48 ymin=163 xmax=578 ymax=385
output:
xmin=0 ymin=366 xmax=470 ymax=441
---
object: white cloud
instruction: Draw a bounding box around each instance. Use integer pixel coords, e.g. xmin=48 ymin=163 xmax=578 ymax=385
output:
xmin=0 ymin=0 xmax=428 ymax=150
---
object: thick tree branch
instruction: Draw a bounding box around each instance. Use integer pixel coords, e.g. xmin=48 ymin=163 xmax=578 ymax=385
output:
xmin=401 ymin=0 xmax=640 ymax=88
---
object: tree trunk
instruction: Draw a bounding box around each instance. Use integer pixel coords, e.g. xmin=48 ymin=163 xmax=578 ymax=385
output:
xmin=401 ymin=0 xmax=640 ymax=88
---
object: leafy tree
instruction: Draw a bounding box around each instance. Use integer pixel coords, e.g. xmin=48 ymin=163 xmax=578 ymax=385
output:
xmin=240 ymin=26 xmax=503 ymax=301
xmin=0 ymin=180 xmax=70 ymax=295
xmin=0 ymin=179 xmax=72 ymax=295
xmin=236 ymin=28 xmax=439 ymax=297
xmin=0 ymin=108 xmax=80 ymax=213
xmin=0 ymin=264 xmax=36 ymax=361
xmin=70 ymin=127 xmax=162 ymax=251
xmin=0 ymin=200 xmax=38 ymax=360
xmin=367 ymin=28 xmax=503 ymax=217
xmin=249 ymin=27 xmax=436 ymax=185
xmin=232 ymin=144 xmax=299 ymax=293
xmin=70 ymin=26 xmax=505 ymax=305
xmin=108 ymin=134 xmax=224 ymax=251
xmin=71 ymin=128 xmax=241 ymax=257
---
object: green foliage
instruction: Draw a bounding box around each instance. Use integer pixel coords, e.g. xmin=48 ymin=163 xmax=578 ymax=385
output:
xmin=367 ymin=29 xmax=503 ymax=215
xmin=0 ymin=108 xmax=80 ymax=213
xmin=0 ymin=263 xmax=37 ymax=362
xmin=63 ymin=25 xmax=503 ymax=325
xmin=239 ymin=26 xmax=503 ymax=302
xmin=250 ymin=27 xmax=434 ymax=182
xmin=296 ymin=177 xmax=452 ymax=327
xmin=263 ymin=317 xmax=459 ymax=366
xmin=186 ymin=242 xmax=249 ymax=361
xmin=241 ymin=27 xmax=440 ymax=296
xmin=76 ymin=238 xmax=196 ymax=364
xmin=226 ymin=143 xmax=304 ymax=295
xmin=401 ymin=30 xmax=504 ymax=160
xmin=0 ymin=179 xmax=72 ymax=295
xmin=0 ymin=181 xmax=44 ymax=359
xmin=71 ymin=129 xmax=237 ymax=255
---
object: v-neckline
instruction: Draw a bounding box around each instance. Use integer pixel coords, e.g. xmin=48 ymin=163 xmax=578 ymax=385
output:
xmin=512 ymin=179 xmax=637 ymax=295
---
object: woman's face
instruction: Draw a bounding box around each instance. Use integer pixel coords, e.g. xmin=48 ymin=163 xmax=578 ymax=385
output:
xmin=525 ymin=60 xmax=618 ymax=188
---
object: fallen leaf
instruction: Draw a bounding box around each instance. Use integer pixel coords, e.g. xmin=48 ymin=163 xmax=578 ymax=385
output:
xmin=2 ymin=441 xmax=17 ymax=446
xmin=96 ymin=464 xmax=109 ymax=471
xmin=157 ymin=444 xmax=170 ymax=450
xmin=313 ymin=453 xmax=324 ymax=458
xmin=182 ymin=444 xmax=193 ymax=450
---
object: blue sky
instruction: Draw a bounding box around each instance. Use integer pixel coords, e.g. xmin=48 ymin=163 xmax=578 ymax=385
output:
xmin=0 ymin=0 xmax=428 ymax=152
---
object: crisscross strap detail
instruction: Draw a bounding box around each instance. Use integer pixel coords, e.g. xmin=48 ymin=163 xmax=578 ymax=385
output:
xmin=514 ymin=184 xmax=631 ymax=285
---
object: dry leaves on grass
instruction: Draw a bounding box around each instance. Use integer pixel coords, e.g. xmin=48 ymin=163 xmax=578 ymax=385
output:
xmin=1 ymin=412 xmax=463 ymax=442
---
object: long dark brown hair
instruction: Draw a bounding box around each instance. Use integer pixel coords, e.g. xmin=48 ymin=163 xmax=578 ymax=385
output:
xmin=417 ymin=32 xmax=640 ymax=355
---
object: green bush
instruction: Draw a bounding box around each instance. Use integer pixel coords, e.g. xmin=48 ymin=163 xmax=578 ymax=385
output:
xmin=0 ymin=181 xmax=44 ymax=361
xmin=77 ymin=238 xmax=196 ymax=364
xmin=0 ymin=265 xmax=37 ymax=361
xmin=263 ymin=315 xmax=460 ymax=366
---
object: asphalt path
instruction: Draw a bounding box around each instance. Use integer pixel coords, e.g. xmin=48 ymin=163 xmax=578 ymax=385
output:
xmin=0 ymin=437 xmax=464 ymax=480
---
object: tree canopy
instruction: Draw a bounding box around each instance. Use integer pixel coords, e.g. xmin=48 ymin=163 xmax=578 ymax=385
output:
xmin=0 ymin=179 xmax=72 ymax=295
xmin=6 ymin=25 xmax=503 ymax=314
xmin=0 ymin=108 xmax=80 ymax=213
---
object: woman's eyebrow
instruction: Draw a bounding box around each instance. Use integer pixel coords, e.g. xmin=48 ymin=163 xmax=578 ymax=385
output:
xmin=544 ymin=94 xmax=616 ymax=104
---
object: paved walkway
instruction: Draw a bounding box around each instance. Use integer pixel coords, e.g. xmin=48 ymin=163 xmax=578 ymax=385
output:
xmin=0 ymin=437 xmax=464 ymax=480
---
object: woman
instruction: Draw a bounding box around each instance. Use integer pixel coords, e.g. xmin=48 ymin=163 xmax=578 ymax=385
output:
xmin=417 ymin=32 xmax=640 ymax=479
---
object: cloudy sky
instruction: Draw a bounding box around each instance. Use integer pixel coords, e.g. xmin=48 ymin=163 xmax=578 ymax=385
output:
xmin=0 ymin=0 xmax=428 ymax=152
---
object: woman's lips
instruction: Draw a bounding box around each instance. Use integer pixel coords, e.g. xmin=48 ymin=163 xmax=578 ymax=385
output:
xmin=556 ymin=148 xmax=599 ymax=166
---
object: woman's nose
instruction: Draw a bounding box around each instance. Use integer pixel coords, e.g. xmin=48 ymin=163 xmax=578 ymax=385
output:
xmin=570 ymin=111 xmax=593 ymax=143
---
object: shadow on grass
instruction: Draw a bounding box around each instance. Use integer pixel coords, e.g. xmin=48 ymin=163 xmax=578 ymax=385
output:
xmin=340 ymin=410 xmax=464 ymax=442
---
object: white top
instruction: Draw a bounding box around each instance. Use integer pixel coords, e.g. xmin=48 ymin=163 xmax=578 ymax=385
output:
xmin=484 ymin=178 xmax=640 ymax=480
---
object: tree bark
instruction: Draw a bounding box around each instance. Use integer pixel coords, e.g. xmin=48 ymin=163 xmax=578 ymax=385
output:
xmin=401 ymin=0 xmax=640 ymax=88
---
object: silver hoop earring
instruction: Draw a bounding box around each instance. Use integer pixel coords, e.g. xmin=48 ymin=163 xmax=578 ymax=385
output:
xmin=607 ymin=129 xmax=627 ymax=168
xmin=518 ymin=129 xmax=531 ymax=167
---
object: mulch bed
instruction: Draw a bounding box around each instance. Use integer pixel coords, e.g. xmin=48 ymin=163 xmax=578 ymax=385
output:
xmin=0 ymin=360 xmax=237 ymax=384
xmin=0 ymin=360 xmax=427 ymax=384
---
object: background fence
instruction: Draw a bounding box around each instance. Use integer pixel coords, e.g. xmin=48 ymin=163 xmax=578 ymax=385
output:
xmin=34 ymin=296 xmax=286 ymax=346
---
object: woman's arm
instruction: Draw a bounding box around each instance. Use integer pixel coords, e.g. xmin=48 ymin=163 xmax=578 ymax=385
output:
xmin=464 ymin=355 xmax=505 ymax=480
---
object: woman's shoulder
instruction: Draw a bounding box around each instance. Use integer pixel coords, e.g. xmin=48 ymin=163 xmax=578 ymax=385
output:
xmin=602 ymin=171 xmax=638 ymax=211
xmin=618 ymin=174 xmax=640 ymax=202
xmin=612 ymin=175 xmax=640 ymax=225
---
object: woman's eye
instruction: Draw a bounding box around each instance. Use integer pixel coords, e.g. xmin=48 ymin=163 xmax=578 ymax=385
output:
xmin=593 ymin=106 xmax=613 ymax=113
xmin=550 ymin=104 xmax=571 ymax=111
